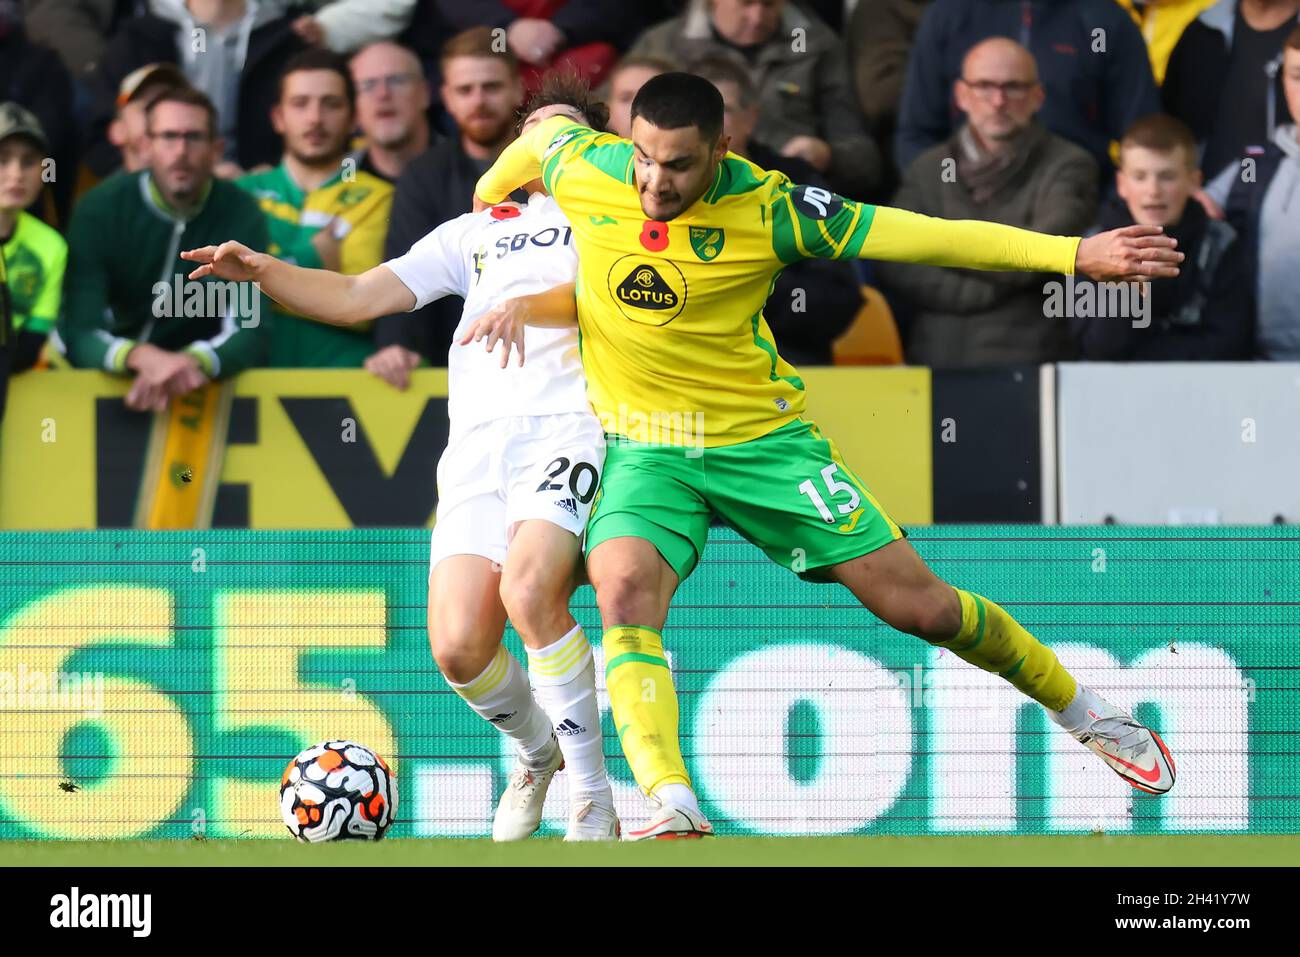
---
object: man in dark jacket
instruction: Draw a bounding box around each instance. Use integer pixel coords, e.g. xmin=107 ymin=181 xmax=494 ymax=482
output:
xmin=371 ymin=27 xmax=527 ymax=382
xmin=895 ymin=0 xmax=1159 ymax=178
xmin=878 ymin=38 xmax=1098 ymax=368
xmin=1163 ymin=0 xmax=1299 ymax=200
xmin=84 ymin=0 xmax=309 ymax=179
xmin=1073 ymin=115 xmax=1253 ymax=360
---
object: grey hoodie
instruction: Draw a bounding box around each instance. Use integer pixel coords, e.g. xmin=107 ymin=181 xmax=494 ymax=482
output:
xmin=149 ymin=0 xmax=285 ymax=160
xmin=1257 ymin=123 xmax=1300 ymax=360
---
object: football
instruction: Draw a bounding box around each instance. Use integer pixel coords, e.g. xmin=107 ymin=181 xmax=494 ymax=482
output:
xmin=279 ymin=741 xmax=397 ymax=842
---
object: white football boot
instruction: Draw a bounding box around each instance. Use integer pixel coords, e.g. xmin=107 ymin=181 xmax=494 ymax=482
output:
xmin=1067 ymin=694 xmax=1177 ymax=795
xmin=492 ymin=736 xmax=564 ymax=841
xmin=564 ymin=797 xmax=621 ymax=842
xmin=624 ymin=794 xmax=714 ymax=841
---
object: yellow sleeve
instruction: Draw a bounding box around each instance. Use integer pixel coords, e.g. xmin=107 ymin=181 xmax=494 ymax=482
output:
xmin=339 ymin=188 xmax=393 ymax=276
xmin=475 ymin=115 xmax=573 ymax=204
xmin=861 ymin=205 xmax=1081 ymax=275
xmin=28 ymin=237 xmax=67 ymax=333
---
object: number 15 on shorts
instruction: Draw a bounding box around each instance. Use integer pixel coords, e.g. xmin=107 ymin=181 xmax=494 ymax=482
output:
xmin=798 ymin=464 xmax=860 ymax=523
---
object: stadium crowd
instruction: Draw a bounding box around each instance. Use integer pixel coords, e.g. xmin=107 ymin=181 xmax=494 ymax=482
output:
xmin=1 ymin=0 xmax=1298 ymax=419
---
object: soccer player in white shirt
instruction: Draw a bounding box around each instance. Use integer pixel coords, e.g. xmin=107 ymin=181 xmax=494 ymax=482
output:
xmin=182 ymin=83 xmax=619 ymax=842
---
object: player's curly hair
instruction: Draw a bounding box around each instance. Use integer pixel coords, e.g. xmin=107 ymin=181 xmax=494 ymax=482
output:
xmin=516 ymin=69 xmax=610 ymax=135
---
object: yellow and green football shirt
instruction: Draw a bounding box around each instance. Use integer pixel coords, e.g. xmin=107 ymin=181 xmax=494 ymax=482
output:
xmin=238 ymin=164 xmax=392 ymax=368
xmin=2 ymin=210 xmax=66 ymax=339
xmin=476 ymin=115 xmax=1080 ymax=447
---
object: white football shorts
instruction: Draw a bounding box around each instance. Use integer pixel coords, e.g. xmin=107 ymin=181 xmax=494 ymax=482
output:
xmin=429 ymin=411 xmax=606 ymax=573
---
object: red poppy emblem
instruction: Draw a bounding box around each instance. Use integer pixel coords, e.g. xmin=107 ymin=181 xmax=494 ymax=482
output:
xmin=639 ymin=220 xmax=669 ymax=251
xmin=490 ymin=205 xmax=521 ymax=219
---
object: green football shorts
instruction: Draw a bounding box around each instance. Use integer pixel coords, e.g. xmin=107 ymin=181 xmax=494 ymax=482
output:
xmin=585 ymin=418 xmax=904 ymax=583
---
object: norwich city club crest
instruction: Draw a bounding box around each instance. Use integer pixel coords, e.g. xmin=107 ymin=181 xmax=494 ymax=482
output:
xmin=689 ymin=226 xmax=724 ymax=261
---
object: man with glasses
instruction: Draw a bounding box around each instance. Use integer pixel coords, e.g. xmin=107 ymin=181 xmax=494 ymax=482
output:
xmin=348 ymin=41 xmax=433 ymax=389
xmin=349 ymin=42 xmax=432 ymax=185
xmin=56 ymin=87 xmax=269 ymax=412
xmin=878 ymin=37 xmax=1099 ymax=367
xmin=896 ymin=0 xmax=1158 ymax=176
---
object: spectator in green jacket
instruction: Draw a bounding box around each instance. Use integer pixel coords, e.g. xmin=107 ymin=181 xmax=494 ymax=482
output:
xmin=56 ymin=87 xmax=270 ymax=412
xmin=0 ymin=103 xmax=66 ymax=374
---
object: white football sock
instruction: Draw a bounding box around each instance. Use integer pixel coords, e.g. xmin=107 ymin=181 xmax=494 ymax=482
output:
xmin=1048 ymin=682 xmax=1103 ymax=733
xmin=653 ymin=782 xmax=701 ymax=816
xmin=526 ymin=624 xmax=612 ymax=801
xmin=446 ymin=646 xmax=554 ymax=765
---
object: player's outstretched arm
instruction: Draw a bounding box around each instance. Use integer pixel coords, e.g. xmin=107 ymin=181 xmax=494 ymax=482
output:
xmin=181 ymin=241 xmax=416 ymax=325
xmin=459 ymin=282 xmax=577 ymax=369
xmin=854 ymin=206 xmax=1182 ymax=282
xmin=474 ymin=115 xmax=573 ymax=206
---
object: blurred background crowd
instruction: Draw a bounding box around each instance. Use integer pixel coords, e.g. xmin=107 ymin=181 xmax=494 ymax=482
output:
xmin=1 ymin=0 xmax=1298 ymax=421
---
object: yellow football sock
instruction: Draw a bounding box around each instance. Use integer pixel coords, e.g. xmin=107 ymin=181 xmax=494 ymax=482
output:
xmin=941 ymin=589 xmax=1077 ymax=711
xmin=602 ymin=625 xmax=691 ymax=794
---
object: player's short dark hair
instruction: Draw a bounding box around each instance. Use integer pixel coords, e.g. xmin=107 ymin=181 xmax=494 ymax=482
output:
xmin=686 ymin=56 xmax=757 ymax=110
xmin=1287 ymin=24 xmax=1300 ymax=51
xmin=517 ymin=69 xmax=609 ymax=134
xmin=630 ymin=72 xmax=724 ymax=143
xmin=278 ymin=48 xmax=356 ymax=110
xmin=145 ymin=86 xmax=218 ymax=139
xmin=1120 ymin=114 xmax=1198 ymax=169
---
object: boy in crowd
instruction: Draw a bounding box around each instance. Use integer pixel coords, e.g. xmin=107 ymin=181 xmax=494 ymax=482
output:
xmin=1073 ymin=114 xmax=1253 ymax=360
xmin=0 ymin=104 xmax=65 ymax=377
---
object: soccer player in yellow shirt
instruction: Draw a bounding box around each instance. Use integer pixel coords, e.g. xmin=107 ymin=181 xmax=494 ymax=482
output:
xmin=471 ymin=73 xmax=1180 ymax=838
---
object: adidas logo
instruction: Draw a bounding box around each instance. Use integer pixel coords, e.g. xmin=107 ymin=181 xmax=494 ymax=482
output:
xmin=487 ymin=711 xmax=517 ymax=725
xmin=554 ymin=497 xmax=579 ymax=518
xmin=556 ymin=717 xmax=587 ymax=736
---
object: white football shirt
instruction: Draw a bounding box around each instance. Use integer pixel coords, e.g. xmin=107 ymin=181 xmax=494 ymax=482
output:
xmin=384 ymin=193 xmax=588 ymax=434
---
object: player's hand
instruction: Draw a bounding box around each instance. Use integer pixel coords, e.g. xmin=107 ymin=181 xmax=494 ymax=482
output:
xmin=182 ymin=241 xmax=270 ymax=283
xmin=365 ymin=345 xmax=422 ymax=391
xmin=780 ymin=135 xmax=833 ymax=173
xmin=459 ymin=298 xmax=528 ymax=368
xmin=1074 ymin=225 xmax=1183 ymax=283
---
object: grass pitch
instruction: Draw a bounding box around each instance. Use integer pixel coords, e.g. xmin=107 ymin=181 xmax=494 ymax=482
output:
xmin=2 ymin=834 xmax=1294 ymax=867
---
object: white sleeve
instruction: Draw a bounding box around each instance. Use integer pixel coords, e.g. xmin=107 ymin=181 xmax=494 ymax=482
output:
xmin=313 ymin=0 xmax=416 ymax=52
xmin=383 ymin=214 xmax=475 ymax=311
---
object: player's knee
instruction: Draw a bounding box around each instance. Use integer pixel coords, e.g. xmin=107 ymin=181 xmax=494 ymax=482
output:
xmin=428 ymin=618 xmax=497 ymax=685
xmin=498 ymin=564 xmax=569 ymax=638
xmin=593 ymin=568 xmax=659 ymax=627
